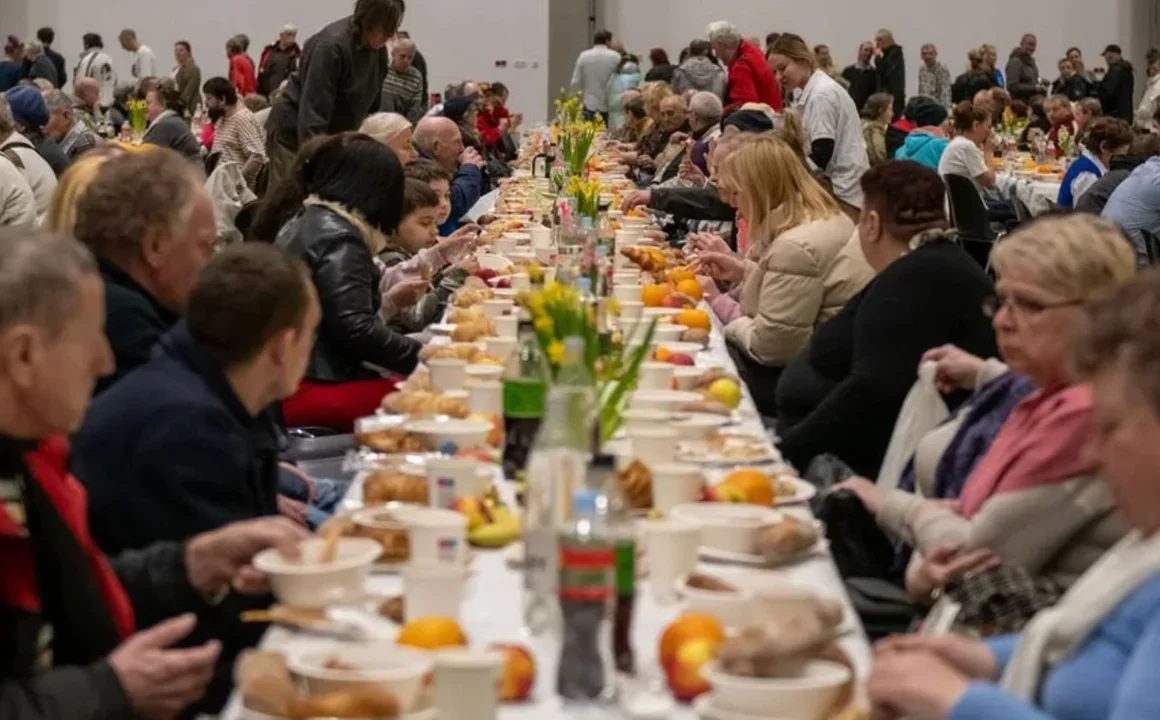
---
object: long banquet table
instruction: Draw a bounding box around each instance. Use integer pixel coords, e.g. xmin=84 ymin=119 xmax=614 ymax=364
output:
xmin=220 ymin=288 xmax=871 ymax=720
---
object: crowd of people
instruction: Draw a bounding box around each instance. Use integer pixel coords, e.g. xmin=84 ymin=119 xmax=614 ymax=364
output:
xmin=2 ymin=2 xmax=1160 ymax=718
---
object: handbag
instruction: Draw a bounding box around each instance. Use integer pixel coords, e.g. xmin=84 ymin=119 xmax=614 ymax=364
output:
xmin=925 ymin=565 xmax=1063 ymax=637
xmin=878 ymin=362 xmax=949 ymax=492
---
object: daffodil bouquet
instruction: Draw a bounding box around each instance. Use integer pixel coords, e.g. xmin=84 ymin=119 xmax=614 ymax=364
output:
xmin=519 ymin=282 xmax=656 ymax=441
xmin=558 ymin=118 xmax=602 ymax=178
xmin=554 ymin=91 xmax=585 ymax=127
xmin=126 ymin=99 xmax=148 ymax=137
xmin=566 ymin=176 xmax=601 ymax=220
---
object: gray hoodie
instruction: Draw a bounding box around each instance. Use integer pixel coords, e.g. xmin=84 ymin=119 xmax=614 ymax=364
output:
xmin=672 ymin=56 xmax=726 ymax=99
xmin=1005 ymin=48 xmax=1041 ymax=100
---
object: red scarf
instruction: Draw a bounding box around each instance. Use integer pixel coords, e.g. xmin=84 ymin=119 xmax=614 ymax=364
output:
xmin=0 ymin=436 xmax=135 ymax=638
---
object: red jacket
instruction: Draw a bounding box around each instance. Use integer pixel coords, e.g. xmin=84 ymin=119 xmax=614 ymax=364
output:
xmin=725 ymin=41 xmax=782 ymax=112
xmin=477 ymin=105 xmax=509 ymax=147
xmin=229 ymin=54 xmax=257 ymax=97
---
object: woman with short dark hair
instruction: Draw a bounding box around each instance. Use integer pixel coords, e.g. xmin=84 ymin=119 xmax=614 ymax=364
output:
xmin=861 ymin=92 xmax=895 ymax=166
xmin=274 ymin=132 xmax=420 ymax=429
xmin=776 ymin=161 xmax=997 ymax=478
xmin=645 ymin=47 xmax=675 ymax=84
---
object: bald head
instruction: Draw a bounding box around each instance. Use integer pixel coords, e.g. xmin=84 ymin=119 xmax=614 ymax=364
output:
xmin=75 ymin=77 xmax=100 ymax=108
xmin=414 ymin=116 xmax=464 ymax=170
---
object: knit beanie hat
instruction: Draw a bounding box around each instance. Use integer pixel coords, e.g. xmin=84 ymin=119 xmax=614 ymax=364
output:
xmin=441 ymin=92 xmax=480 ymax=125
xmin=908 ymin=98 xmax=948 ymax=128
xmin=721 ymin=109 xmax=774 ymax=134
xmin=5 ymin=85 xmax=50 ymax=129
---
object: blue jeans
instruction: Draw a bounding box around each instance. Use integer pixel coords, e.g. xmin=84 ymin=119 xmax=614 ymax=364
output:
xmin=278 ymin=466 xmax=351 ymax=529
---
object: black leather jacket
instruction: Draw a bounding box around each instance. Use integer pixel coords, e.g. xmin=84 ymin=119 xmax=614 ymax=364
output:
xmin=276 ymin=205 xmax=420 ymax=381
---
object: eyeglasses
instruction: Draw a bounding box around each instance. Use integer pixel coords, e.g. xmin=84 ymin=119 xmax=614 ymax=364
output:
xmin=982 ymin=293 xmax=1083 ymax=319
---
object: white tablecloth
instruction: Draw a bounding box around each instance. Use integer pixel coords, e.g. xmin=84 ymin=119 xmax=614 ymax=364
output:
xmin=996 ymin=173 xmax=1062 ymax=215
xmin=220 ymin=311 xmax=871 ymax=720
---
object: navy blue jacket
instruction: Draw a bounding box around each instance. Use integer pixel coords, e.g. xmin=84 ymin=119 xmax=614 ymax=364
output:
xmin=74 ymin=322 xmax=281 ymax=554
xmin=95 ymin=258 xmax=180 ymax=396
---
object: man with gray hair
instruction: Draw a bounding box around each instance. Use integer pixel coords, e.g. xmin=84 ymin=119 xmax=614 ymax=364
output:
xmin=43 ymin=89 xmax=101 ymax=161
xmin=380 ymin=36 xmax=425 ymax=123
xmin=706 ymin=21 xmax=782 ymax=112
xmin=653 ymin=91 xmax=722 ymax=186
xmin=23 ymin=40 xmax=60 ymax=88
xmin=874 ymin=28 xmax=906 ymax=116
xmin=258 ymin=24 xmax=301 ymax=96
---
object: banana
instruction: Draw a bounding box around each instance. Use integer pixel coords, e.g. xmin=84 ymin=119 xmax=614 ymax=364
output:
xmin=468 ymin=510 xmax=523 ymax=548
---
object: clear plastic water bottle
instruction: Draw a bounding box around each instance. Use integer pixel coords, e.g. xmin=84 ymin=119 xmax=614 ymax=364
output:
xmin=557 ymin=486 xmax=616 ymax=706
xmin=523 ymin=339 xmax=593 ymax=637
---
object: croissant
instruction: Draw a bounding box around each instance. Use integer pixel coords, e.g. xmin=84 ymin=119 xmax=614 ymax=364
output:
xmin=617 ymin=460 xmax=653 ymax=510
xmin=451 ymin=317 xmax=494 ymax=342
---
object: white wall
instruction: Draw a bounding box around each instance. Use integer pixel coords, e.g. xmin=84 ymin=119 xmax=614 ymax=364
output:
xmin=604 ymin=0 xmax=1152 ymax=100
xmin=4 ymin=0 xmax=552 ymax=123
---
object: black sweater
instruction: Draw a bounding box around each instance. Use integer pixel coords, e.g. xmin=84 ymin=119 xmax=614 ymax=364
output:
xmin=775 ymin=239 xmax=997 ymax=478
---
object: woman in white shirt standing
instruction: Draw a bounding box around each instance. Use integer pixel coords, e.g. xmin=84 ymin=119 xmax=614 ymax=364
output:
xmin=767 ymin=33 xmax=868 ymax=218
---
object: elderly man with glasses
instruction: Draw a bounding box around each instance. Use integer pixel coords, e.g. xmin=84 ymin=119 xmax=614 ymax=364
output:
xmin=652 ymin=91 xmax=723 ymax=187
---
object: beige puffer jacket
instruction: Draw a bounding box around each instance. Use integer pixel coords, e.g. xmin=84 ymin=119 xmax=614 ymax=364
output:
xmin=725 ymin=213 xmax=873 ymax=365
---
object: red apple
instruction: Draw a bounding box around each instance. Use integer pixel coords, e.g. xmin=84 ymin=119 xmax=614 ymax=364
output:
xmin=489 ymin=643 xmax=536 ymax=702
xmin=475 ymin=268 xmax=498 ymax=282
xmin=495 ymin=278 xmax=512 ymax=289
xmin=667 ymin=353 xmax=695 ymax=366
xmin=665 ymin=638 xmax=717 ymax=703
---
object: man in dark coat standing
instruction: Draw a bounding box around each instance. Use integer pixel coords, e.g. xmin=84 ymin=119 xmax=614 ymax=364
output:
xmin=874 ymin=29 xmax=906 ymax=117
xmin=1098 ymin=44 xmax=1136 ymax=122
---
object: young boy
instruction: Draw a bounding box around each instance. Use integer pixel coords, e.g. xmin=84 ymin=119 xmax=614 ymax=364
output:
xmin=406 ymin=159 xmax=453 ymax=227
xmin=379 ymin=178 xmax=476 ymax=333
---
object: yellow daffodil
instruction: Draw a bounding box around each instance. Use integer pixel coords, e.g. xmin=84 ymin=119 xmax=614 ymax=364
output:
xmin=546 ymin=340 xmax=565 ymax=365
xmin=534 ymin=315 xmax=553 ymax=335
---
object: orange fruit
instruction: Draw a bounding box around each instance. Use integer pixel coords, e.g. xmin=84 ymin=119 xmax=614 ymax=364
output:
xmin=641 ymin=284 xmax=667 ymax=308
xmin=676 ymin=279 xmax=703 ymax=302
xmin=676 ymin=309 xmax=711 ymax=331
xmin=721 ymin=468 xmax=774 ymax=506
xmin=659 ymin=613 xmax=725 ymax=668
xmin=654 ymin=346 xmax=673 ymax=362
xmin=397 ymin=616 xmax=469 ymax=649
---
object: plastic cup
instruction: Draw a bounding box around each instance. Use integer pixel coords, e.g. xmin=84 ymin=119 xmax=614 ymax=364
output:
xmin=651 ymin=463 xmax=705 ymax=513
xmin=433 ymin=649 xmax=504 ymax=720
xmin=481 ymin=299 xmax=514 ymax=320
xmin=494 ymin=315 xmax=519 ymax=338
xmin=468 ymin=380 xmax=503 ymax=415
xmin=643 ymin=518 xmax=701 ymax=605
xmin=529 ymin=225 xmax=552 ymax=248
xmin=614 ymin=284 xmax=644 ymax=303
xmin=402 ymin=561 xmax=468 ymax=621
xmin=628 ymin=427 xmax=679 ymax=465
xmin=484 ymin=336 xmax=518 ymax=363
xmin=393 ymin=505 xmax=469 ymax=565
xmin=425 ymin=457 xmax=492 ymax=510
xmin=508 ymin=273 xmax=531 ymax=291
xmin=428 ymin=359 xmax=467 ymax=391
xmin=618 ymin=300 xmax=644 ymax=320
xmin=638 ymin=362 xmax=675 ymax=391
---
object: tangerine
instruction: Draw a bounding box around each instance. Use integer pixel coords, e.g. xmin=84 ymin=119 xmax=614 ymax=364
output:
xmin=676 ymin=279 xmax=704 ymax=302
xmin=676 ymin=309 xmax=711 ymax=330
xmin=658 ymin=613 xmax=725 ymax=668
xmin=720 ymin=468 xmax=774 ymax=506
xmin=641 ymin=284 xmax=668 ymax=308
xmin=397 ymin=616 xmax=469 ymax=649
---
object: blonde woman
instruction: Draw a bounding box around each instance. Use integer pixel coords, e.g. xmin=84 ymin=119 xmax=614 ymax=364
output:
xmin=767 ymin=33 xmax=868 ymax=215
xmin=44 ymin=147 xmax=122 ymax=233
xmin=840 ymin=214 xmax=1135 ymax=605
xmin=695 ymin=133 xmax=872 ymax=413
xmin=358 ymin=111 xmax=416 ymax=164
xmin=981 ymin=43 xmax=1004 ymax=87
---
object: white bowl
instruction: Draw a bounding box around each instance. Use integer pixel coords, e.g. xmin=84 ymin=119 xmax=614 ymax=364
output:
xmin=674 ymin=574 xmax=754 ymax=628
xmin=671 ymin=412 xmax=730 ymax=440
xmin=477 ymin=254 xmax=513 ymax=271
xmin=613 ymin=284 xmax=643 ymax=303
xmin=703 ymin=660 xmax=851 ymax=719
xmin=389 ymin=503 xmax=470 ymax=563
xmin=656 ymin=341 xmax=704 ymax=357
xmin=618 ymin=300 xmax=644 ymax=320
xmin=253 ymin=537 xmax=382 ymax=608
xmin=621 ymin=408 xmax=672 ymax=429
xmin=630 ymin=389 xmax=702 ymax=411
xmin=492 ymin=287 xmax=518 ymax=300
xmin=406 ymin=418 xmax=492 ymax=452
xmin=669 ymin=502 xmax=781 ymax=555
xmin=652 ymin=324 xmax=687 ymax=342
xmin=651 ymin=463 xmax=705 ymax=511
xmin=465 ymin=364 xmax=504 ymax=383
xmin=673 ymin=365 xmax=704 ymax=390
xmin=289 ymin=643 xmax=435 ymax=712
xmin=642 ymin=307 xmax=683 ymax=319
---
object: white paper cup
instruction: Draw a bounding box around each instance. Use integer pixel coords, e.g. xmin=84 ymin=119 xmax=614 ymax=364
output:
xmin=638 ymin=362 xmax=675 ymax=391
xmin=481 ymin=299 xmax=514 ymax=320
xmin=529 ymin=225 xmax=552 ymax=248
xmin=468 ymin=380 xmax=503 ymax=415
xmin=613 ymin=272 xmax=641 ymax=285
xmin=628 ymin=426 xmax=679 ymax=465
xmin=508 ymin=273 xmax=531 ymax=291
xmin=651 ymin=463 xmax=705 ymax=513
xmin=392 ymin=505 xmax=468 ymax=565
xmin=494 ymin=315 xmax=519 ymax=338
xmin=613 ymin=284 xmax=643 ymax=303
xmin=428 ymin=359 xmax=467 ymax=391
xmin=643 ymin=518 xmax=701 ymax=604
xmin=402 ymin=561 xmax=469 ymax=621
xmin=484 ymin=336 xmax=518 ymax=363
xmin=543 ymin=266 xmax=557 ymax=285
xmin=433 ymin=649 xmax=504 ymax=720
xmin=426 ymin=457 xmax=492 ymax=510
xmin=493 ymin=237 xmax=516 ymax=255
xmin=617 ymin=300 xmax=644 ymax=320
xmin=615 ymin=228 xmax=643 ymax=247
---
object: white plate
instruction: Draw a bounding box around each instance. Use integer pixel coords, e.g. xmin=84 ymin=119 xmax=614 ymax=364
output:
xmin=428 ymin=323 xmax=457 ymax=336
xmin=477 ymin=253 xmax=514 ymax=271
xmin=677 ymin=440 xmax=781 ymax=466
xmin=656 ymin=341 xmax=704 ymax=357
xmin=773 ymin=476 xmax=817 ymax=505
xmin=698 ymin=538 xmax=829 ymax=568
